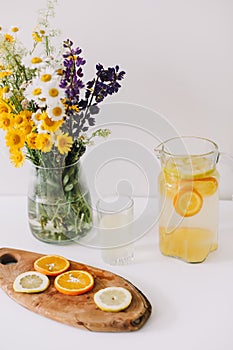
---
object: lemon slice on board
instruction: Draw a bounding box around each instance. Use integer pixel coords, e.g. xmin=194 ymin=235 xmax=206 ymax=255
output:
xmin=13 ymin=271 xmax=50 ymax=293
xmin=94 ymin=287 xmax=132 ymax=312
xmin=34 ymin=255 xmax=70 ymax=276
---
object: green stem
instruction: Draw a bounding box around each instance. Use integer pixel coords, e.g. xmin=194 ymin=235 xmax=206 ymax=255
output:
xmin=50 ymin=199 xmax=63 ymax=223
xmin=4 ymin=44 xmax=28 ymax=82
xmin=45 ymin=36 xmax=50 ymax=56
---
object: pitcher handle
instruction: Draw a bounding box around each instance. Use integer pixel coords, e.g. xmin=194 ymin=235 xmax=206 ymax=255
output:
xmin=218 ymin=152 xmax=233 ymax=199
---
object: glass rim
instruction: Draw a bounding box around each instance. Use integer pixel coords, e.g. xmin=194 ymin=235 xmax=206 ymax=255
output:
xmin=96 ymin=195 xmax=134 ymax=215
xmin=157 ymin=136 xmax=219 ymax=157
xmin=28 ymin=159 xmax=81 ymax=171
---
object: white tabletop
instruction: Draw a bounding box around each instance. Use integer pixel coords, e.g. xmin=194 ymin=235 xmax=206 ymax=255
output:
xmin=1 ymin=196 xmax=233 ymax=350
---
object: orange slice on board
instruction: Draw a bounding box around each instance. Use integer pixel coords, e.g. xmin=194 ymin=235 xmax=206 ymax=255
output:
xmin=54 ymin=270 xmax=94 ymax=295
xmin=34 ymin=255 xmax=70 ymax=276
xmin=193 ymin=177 xmax=218 ymax=197
xmin=173 ymin=187 xmax=203 ymax=217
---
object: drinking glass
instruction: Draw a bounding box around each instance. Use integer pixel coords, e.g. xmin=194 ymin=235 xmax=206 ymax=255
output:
xmin=96 ymin=196 xmax=134 ymax=265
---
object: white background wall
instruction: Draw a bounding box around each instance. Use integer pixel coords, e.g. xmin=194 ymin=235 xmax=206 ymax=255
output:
xmin=1 ymin=0 xmax=233 ymax=198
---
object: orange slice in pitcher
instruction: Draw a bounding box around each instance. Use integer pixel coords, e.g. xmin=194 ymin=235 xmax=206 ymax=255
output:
xmin=54 ymin=270 xmax=94 ymax=295
xmin=34 ymin=255 xmax=70 ymax=276
xmin=173 ymin=187 xmax=203 ymax=217
xmin=193 ymin=177 xmax=218 ymax=197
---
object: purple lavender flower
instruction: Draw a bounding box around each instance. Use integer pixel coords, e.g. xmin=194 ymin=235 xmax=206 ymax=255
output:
xmin=59 ymin=40 xmax=86 ymax=103
xmin=91 ymin=64 xmax=126 ymax=103
xmin=59 ymin=39 xmax=125 ymax=142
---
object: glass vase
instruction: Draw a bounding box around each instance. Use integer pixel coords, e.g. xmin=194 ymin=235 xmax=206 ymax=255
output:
xmin=27 ymin=160 xmax=93 ymax=244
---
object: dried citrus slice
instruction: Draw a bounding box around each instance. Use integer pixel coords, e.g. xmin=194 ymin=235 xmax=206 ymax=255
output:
xmin=13 ymin=271 xmax=50 ymax=293
xmin=173 ymin=187 xmax=203 ymax=217
xmin=34 ymin=255 xmax=70 ymax=276
xmin=94 ymin=287 xmax=132 ymax=312
xmin=54 ymin=270 xmax=94 ymax=295
xmin=193 ymin=177 xmax=218 ymax=197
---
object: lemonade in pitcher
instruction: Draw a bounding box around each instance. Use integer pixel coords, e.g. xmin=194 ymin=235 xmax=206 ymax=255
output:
xmin=156 ymin=137 xmax=219 ymax=263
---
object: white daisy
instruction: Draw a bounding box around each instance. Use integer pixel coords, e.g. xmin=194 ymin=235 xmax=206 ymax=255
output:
xmin=43 ymin=77 xmax=65 ymax=105
xmin=31 ymin=111 xmax=43 ymax=127
xmin=24 ymin=78 xmax=46 ymax=107
xmin=34 ymin=25 xmax=47 ymax=36
xmin=47 ymin=101 xmax=65 ymax=121
xmin=39 ymin=67 xmax=57 ymax=84
xmin=22 ymin=54 xmax=45 ymax=69
xmin=32 ymin=25 xmax=55 ymax=40
xmin=24 ymin=79 xmax=42 ymax=100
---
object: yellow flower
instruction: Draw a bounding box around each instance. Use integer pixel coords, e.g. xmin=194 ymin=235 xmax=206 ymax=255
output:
xmin=0 ymin=100 xmax=12 ymax=114
xmin=10 ymin=149 xmax=25 ymax=168
xmin=11 ymin=26 xmax=19 ymax=33
xmin=3 ymin=86 xmax=10 ymax=94
xmin=0 ymin=112 xmax=13 ymax=130
xmin=56 ymin=132 xmax=73 ymax=155
xmin=20 ymin=121 xmax=34 ymax=136
xmin=41 ymin=112 xmax=63 ymax=132
xmin=32 ymin=31 xmax=42 ymax=42
xmin=26 ymin=133 xmax=38 ymax=149
xmin=13 ymin=111 xmax=33 ymax=133
xmin=61 ymin=99 xmax=79 ymax=113
xmin=0 ymin=71 xmax=12 ymax=78
xmin=36 ymin=133 xmax=53 ymax=153
xmin=5 ymin=129 xmax=25 ymax=149
xmin=14 ymin=114 xmax=24 ymax=126
xmin=4 ymin=33 xmax=14 ymax=42
xmin=20 ymin=110 xmax=33 ymax=121
xmin=70 ymin=105 xmax=80 ymax=113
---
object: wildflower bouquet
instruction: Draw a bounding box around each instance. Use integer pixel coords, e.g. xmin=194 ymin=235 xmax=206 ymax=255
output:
xmin=0 ymin=1 xmax=125 ymax=243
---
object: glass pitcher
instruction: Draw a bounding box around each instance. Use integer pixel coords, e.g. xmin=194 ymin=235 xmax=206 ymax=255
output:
xmin=155 ymin=136 xmax=219 ymax=263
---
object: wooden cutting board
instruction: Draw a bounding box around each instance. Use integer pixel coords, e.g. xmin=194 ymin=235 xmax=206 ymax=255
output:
xmin=0 ymin=247 xmax=152 ymax=332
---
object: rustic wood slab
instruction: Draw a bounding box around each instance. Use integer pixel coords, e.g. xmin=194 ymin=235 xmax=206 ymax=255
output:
xmin=0 ymin=247 xmax=152 ymax=332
